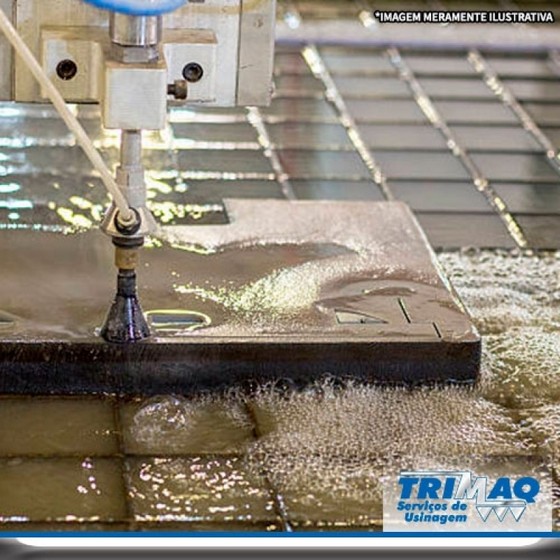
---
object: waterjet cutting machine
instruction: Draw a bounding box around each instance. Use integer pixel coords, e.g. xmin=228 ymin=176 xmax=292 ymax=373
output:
xmin=0 ymin=0 xmax=481 ymax=395
xmin=0 ymin=0 xmax=276 ymax=343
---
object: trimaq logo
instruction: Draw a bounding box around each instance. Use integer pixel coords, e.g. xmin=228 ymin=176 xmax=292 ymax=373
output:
xmin=399 ymin=470 xmax=539 ymax=523
xmin=383 ymin=467 xmax=551 ymax=532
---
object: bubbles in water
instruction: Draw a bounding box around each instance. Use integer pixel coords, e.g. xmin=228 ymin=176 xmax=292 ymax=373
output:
xmin=482 ymin=327 xmax=560 ymax=408
xmin=125 ymin=395 xmax=253 ymax=455
xmin=249 ymin=383 xmax=530 ymax=461
xmin=439 ymin=250 xmax=560 ymax=335
xmin=455 ymin=286 xmax=537 ymax=334
xmin=131 ymin=396 xmax=195 ymax=440
xmin=440 ymin=250 xmax=560 ymax=411
xmin=519 ymin=404 xmax=560 ymax=458
xmin=176 ymin=260 xmax=324 ymax=321
xmin=124 ymin=249 xmax=559 ymax=528
xmin=244 ymin=382 xmax=532 ymax=525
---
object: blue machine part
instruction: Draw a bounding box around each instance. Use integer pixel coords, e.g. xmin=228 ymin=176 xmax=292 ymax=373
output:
xmin=83 ymin=0 xmax=187 ymax=16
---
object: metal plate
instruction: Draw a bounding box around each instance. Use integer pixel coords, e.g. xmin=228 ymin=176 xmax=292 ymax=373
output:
xmin=0 ymin=200 xmax=480 ymax=395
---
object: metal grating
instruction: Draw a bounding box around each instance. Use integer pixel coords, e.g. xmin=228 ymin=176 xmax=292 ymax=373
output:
xmin=2 ymin=3 xmax=560 ymax=247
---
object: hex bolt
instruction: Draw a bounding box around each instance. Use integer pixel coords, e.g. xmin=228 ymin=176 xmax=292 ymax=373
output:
xmin=167 ymin=79 xmax=188 ymax=100
xmin=115 ymin=208 xmax=142 ymax=236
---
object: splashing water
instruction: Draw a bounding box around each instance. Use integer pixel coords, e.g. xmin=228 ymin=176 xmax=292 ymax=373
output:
xmin=125 ymin=249 xmax=560 ymax=529
xmin=126 ymin=395 xmax=253 ymax=455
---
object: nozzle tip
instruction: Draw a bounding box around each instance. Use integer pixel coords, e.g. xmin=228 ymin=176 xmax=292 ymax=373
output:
xmin=100 ymin=270 xmax=151 ymax=343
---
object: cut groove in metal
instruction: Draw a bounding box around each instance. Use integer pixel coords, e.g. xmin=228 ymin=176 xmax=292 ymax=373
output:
xmin=335 ymin=310 xmax=386 ymax=325
xmin=398 ymin=298 xmax=412 ymax=324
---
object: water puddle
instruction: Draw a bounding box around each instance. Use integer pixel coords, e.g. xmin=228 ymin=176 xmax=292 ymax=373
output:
xmin=0 ymin=458 xmax=126 ymax=523
xmin=127 ymin=456 xmax=275 ymax=523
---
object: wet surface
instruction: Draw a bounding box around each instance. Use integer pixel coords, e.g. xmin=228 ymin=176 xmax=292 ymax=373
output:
xmin=120 ymin=397 xmax=254 ymax=456
xmin=0 ymin=398 xmax=118 ymax=456
xmin=127 ymin=456 xmax=276 ymax=524
xmin=0 ymin=200 xmax=480 ymax=392
xmin=0 ymin=246 xmax=555 ymax=500
xmin=0 ymin=201 xmax=466 ymax=338
xmin=0 ymin=457 xmax=127 ymax=523
xmin=0 ymin=247 xmax=557 ymax=532
xmin=2 ymin=41 xmax=560 ymax=247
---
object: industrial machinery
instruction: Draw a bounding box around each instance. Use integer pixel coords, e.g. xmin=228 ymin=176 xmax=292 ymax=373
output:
xmin=0 ymin=0 xmax=481 ymax=395
xmin=0 ymin=0 xmax=275 ymax=343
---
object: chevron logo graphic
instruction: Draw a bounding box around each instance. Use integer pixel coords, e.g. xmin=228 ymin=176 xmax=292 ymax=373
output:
xmin=476 ymin=502 xmax=527 ymax=523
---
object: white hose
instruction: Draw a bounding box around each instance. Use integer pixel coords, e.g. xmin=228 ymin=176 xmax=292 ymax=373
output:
xmin=0 ymin=8 xmax=134 ymax=222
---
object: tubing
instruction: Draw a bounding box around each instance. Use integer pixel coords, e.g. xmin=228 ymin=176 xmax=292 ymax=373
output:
xmin=0 ymin=8 xmax=134 ymax=222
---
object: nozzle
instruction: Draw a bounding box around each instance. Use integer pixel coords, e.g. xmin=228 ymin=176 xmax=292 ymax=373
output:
xmin=100 ymin=269 xmax=151 ymax=343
